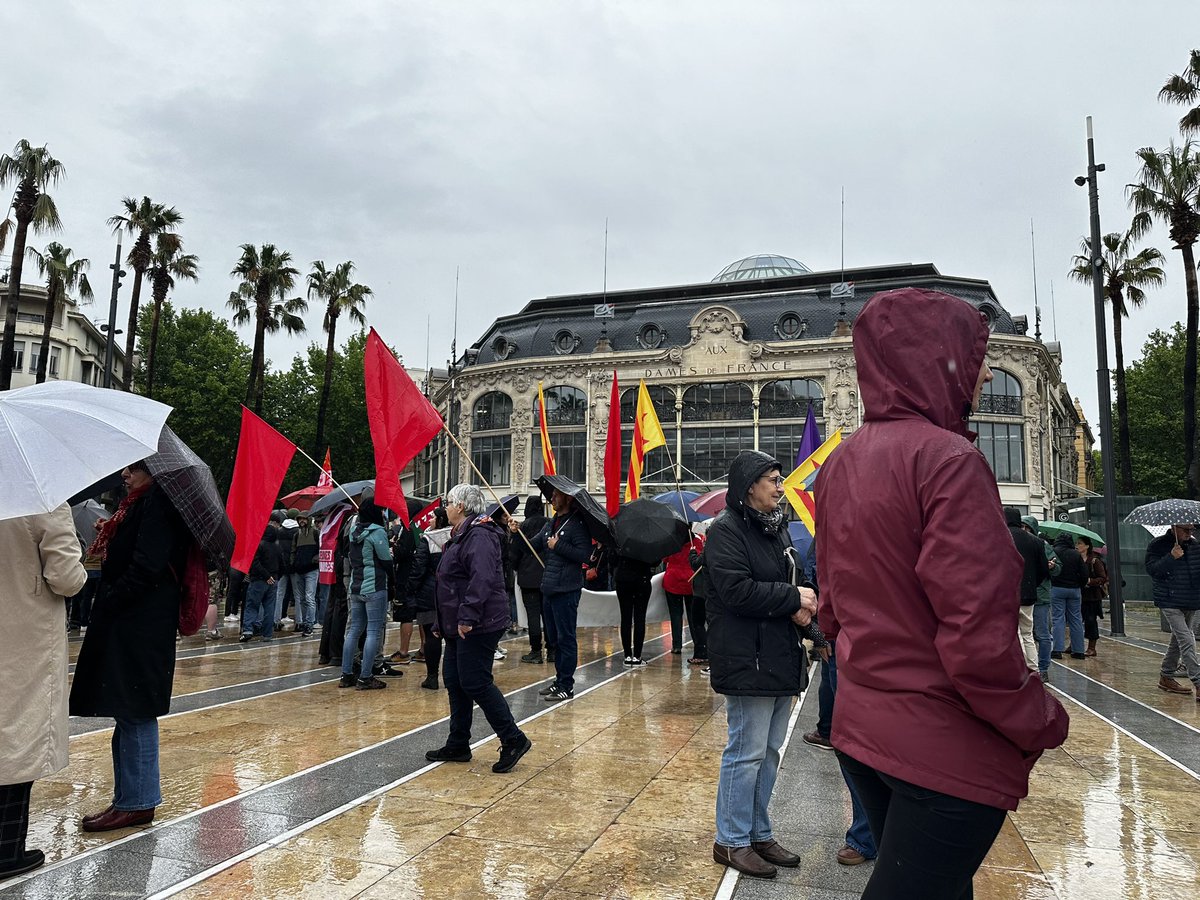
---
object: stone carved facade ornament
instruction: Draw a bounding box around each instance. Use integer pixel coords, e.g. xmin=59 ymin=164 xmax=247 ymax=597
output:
xmin=688 ymin=306 xmax=748 ymax=344
xmin=827 ymin=355 xmax=859 ymax=432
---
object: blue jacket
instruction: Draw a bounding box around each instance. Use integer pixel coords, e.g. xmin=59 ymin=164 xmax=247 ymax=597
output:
xmin=436 ymin=513 xmax=511 ymax=634
xmin=349 ymin=522 xmax=392 ymax=596
xmin=1146 ymin=533 xmax=1200 ymax=610
xmin=532 ymin=512 xmax=592 ymax=594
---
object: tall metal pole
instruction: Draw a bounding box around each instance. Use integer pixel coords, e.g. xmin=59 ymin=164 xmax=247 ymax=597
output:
xmin=103 ymin=241 xmax=123 ymax=389
xmin=1081 ymin=115 xmax=1125 ymax=635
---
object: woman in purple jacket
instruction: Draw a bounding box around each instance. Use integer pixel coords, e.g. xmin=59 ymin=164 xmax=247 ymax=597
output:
xmin=424 ymin=484 xmax=532 ymax=774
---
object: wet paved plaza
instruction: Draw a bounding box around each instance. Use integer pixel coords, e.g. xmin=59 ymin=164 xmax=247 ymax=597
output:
xmin=2 ymin=607 xmax=1197 ymax=899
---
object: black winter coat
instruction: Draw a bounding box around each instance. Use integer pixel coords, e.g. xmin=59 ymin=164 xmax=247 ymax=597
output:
xmin=532 ymin=513 xmax=592 ymax=594
xmin=276 ymin=525 xmax=297 ymax=575
xmin=705 ymin=451 xmax=805 ymax=697
xmin=407 ymin=528 xmax=449 ymax=613
xmin=249 ymin=530 xmax=282 ymax=582
xmin=70 ymin=485 xmax=188 ymax=719
xmin=1146 ymin=533 xmax=1200 ymax=610
xmin=512 ymin=514 xmax=548 ymax=589
xmin=1049 ymin=536 xmax=1088 ymax=590
xmin=1008 ymin=524 xmax=1050 ymax=605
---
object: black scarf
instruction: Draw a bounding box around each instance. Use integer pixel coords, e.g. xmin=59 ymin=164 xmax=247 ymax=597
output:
xmin=745 ymin=504 xmax=786 ymax=535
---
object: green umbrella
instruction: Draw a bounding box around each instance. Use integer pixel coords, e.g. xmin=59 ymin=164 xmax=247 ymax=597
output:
xmin=1037 ymin=520 xmax=1105 ymax=548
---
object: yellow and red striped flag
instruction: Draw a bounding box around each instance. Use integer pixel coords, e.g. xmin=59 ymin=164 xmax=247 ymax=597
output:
xmin=625 ymin=380 xmax=666 ymax=502
xmin=537 ymin=381 xmax=556 ymax=476
xmin=783 ymin=430 xmax=842 ymax=536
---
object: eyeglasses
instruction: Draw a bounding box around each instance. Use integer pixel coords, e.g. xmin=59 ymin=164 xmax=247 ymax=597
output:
xmin=760 ymin=476 xmax=785 ymax=487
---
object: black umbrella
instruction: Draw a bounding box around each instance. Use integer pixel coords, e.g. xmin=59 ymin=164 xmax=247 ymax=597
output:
xmin=307 ymin=479 xmax=375 ymax=518
xmin=536 ymin=474 xmax=613 ymax=544
xmin=485 ymin=493 xmax=520 ymax=520
xmin=144 ymin=426 xmax=235 ymax=567
xmin=613 ymin=498 xmax=689 ymax=564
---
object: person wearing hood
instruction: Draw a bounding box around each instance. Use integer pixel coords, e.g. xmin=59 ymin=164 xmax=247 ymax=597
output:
xmin=409 ymin=506 xmax=451 ymax=689
xmin=1004 ymin=507 xmax=1050 ymax=676
xmin=1022 ymin=516 xmax=1059 ymax=681
xmin=705 ymin=449 xmax=819 ymax=880
xmin=815 ymin=288 xmax=1069 ymax=899
xmin=339 ymin=500 xmax=393 ymax=690
xmin=240 ymin=524 xmax=282 ymax=643
xmin=1049 ymin=532 xmax=1088 ymax=660
xmin=511 ymin=495 xmax=551 ymax=664
xmin=424 ymin=484 xmax=532 ymax=774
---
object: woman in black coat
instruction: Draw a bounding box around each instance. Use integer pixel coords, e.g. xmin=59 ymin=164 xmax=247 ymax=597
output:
xmin=70 ymin=463 xmax=188 ymax=833
xmin=409 ymin=506 xmax=450 ymax=689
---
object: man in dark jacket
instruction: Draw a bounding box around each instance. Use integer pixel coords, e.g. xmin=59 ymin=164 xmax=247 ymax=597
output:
xmin=531 ymin=489 xmax=593 ymax=701
xmin=707 ymin=449 xmax=817 ymax=879
xmin=1049 ymin=533 xmax=1088 ymax=660
xmin=1147 ymin=524 xmax=1200 ymax=698
xmin=1005 ymin=507 xmax=1050 ymax=673
xmin=241 ymin=526 xmax=281 ymax=642
xmin=290 ymin=512 xmax=320 ymax=636
xmin=512 ymin=495 xmax=551 ymax=663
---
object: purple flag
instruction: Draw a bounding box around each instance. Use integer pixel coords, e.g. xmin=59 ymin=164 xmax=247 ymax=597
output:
xmin=794 ymin=403 xmax=822 ymax=469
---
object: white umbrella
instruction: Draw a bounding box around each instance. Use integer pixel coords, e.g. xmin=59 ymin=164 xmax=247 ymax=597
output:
xmin=0 ymin=382 xmax=171 ymax=521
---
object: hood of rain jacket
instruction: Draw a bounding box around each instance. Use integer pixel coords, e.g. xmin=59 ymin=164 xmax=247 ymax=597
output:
xmin=815 ymin=288 xmax=1068 ymax=811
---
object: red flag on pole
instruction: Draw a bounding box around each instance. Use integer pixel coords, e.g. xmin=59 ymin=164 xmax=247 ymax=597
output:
xmin=604 ymin=371 xmax=622 ymax=516
xmin=316 ymin=448 xmax=333 ymax=493
xmin=413 ymin=498 xmax=442 ymax=531
xmin=364 ymin=328 xmax=443 ymax=525
xmin=227 ymin=407 xmax=297 ymax=574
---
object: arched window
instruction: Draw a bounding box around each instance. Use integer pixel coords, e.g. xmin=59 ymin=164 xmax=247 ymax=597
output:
xmin=533 ymin=384 xmax=586 ymax=426
xmin=681 ymin=382 xmax=753 ymax=422
xmin=978 ymin=369 xmax=1022 ymax=416
xmin=758 ymin=378 xmax=824 ymax=419
xmin=473 ymin=391 xmax=512 ymax=432
xmin=619 ymin=386 xmax=677 ymax=486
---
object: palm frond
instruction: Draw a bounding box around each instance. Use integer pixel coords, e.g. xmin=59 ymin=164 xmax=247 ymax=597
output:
xmin=31 ymin=193 xmax=62 ymax=232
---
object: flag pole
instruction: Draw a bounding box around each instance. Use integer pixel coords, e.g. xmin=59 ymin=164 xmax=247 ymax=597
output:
xmin=439 ymin=423 xmax=544 ymax=567
xmin=292 ymin=445 xmax=360 ymax=509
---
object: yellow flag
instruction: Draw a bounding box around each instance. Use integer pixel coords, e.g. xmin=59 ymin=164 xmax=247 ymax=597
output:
xmin=783 ymin=430 xmax=842 ymax=535
xmin=625 ymin=380 xmax=667 ymax=503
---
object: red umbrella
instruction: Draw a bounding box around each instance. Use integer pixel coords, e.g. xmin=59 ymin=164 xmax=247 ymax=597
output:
xmin=689 ymin=489 xmax=727 ymax=518
xmin=279 ymin=484 xmax=332 ymax=512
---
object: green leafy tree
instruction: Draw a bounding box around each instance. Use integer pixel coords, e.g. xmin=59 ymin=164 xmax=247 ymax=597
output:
xmin=0 ymin=140 xmax=64 ymax=390
xmin=1124 ymin=325 xmax=1188 ymax=500
xmin=144 ymin=234 xmax=199 ymax=398
xmin=229 ymin=243 xmax=305 ymax=415
xmin=1128 ymin=140 xmax=1200 ymax=497
xmin=107 ymin=196 xmax=183 ymax=391
xmin=1160 ymin=49 xmax=1200 ymax=135
xmin=307 ymin=260 xmax=371 ymax=456
xmin=25 ymin=242 xmax=93 ymax=384
xmin=137 ymin=303 xmax=252 ymax=492
xmin=1070 ymin=229 xmax=1165 ymax=493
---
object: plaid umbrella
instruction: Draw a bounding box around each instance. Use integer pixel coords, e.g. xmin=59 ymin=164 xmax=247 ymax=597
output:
xmin=144 ymin=426 xmax=235 ymax=566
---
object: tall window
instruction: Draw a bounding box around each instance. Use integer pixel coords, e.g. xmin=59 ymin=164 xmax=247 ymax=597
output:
xmin=978 ymin=369 xmax=1022 ymax=416
xmin=473 ymin=391 xmax=512 ymax=431
xmin=682 ymin=382 xmax=753 ymax=422
xmin=49 ymin=347 xmax=61 ymax=378
xmin=9 ymin=340 xmax=23 ymax=372
xmin=536 ymin=385 xmax=586 ymax=426
xmin=977 ymin=422 xmax=1025 ymax=483
xmin=471 ymin=435 xmax=511 ymax=485
xmin=619 ymin=386 xmax=676 ymax=486
xmin=532 ymin=384 xmax=587 ymax=483
xmin=682 ymin=426 xmax=754 ymax=483
xmin=758 ymin=378 xmax=824 ymax=419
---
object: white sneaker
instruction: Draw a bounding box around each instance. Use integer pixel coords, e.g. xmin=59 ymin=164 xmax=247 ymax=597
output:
xmin=493 ymin=647 xmax=508 ymax=661
xmin=224 ymin=614 xmax=240 ymax=622
xmin=631 ymin=658 xmax=648 ymax=667
xmin=281 ymin=617 xmax=294 ymax=625
xmin=622 ymin=657 xmax=634 ymax=667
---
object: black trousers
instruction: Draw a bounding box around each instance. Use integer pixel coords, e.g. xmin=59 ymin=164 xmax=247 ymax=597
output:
xmin=664 ymin=591 xmax=685 ymax=652
xmin=685 ymin=595 xmax=708 ymax=659
xmin=617 ymin=576 xmax=652 ymax=659
xmin=320 ymin=591 xmax=349 ymax=662
xmin=443 ymin=629 xmax=523 ymax=750
xmin=421 ymin=623 xmax=443 ymax=679
xmin=69 ymin=579 xmax=97 ymax=628
xmin=1082 ymin=600 xmax=1103 ymax=641
xmin=837 ymin=752 xmax=1006 ymax=900
xmin=521 ymin=587 xmax=544 ymax=653
xmin=0 ymin=782 xmax=32 ymax=863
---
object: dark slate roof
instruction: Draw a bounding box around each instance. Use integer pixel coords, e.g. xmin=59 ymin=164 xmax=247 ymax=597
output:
xmin=464 ymin=262 xmax=1022 ymax=367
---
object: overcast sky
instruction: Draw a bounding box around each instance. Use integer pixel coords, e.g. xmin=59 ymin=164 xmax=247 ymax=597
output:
xmin=3 ymin=1 xmax=1198 ymax=443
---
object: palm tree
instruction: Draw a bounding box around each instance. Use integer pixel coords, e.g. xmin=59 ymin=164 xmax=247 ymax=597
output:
xmin=1160 ymin=49 xmax=1200 ymax=135
xmin=1070 ymin=230 xmax=1165 ymax=493
xmin=107 ymin=197 xmax=183 ymax=391
xmin=0 ymin=141 xmax=64 ymax=390
xmin=26 ymin=242 xmax=93 ymax=384
xmin=1128 ymin=140 xmax=1200 ymax=497
xmin=308 ymin=260 xmax=371 ymax=454
xmin=144 ymin=234 xmax=199 ymax=397
xmin=228 ymin=243 xmax=305 ymax=414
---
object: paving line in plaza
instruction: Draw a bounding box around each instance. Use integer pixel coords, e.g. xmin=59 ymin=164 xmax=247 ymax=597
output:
xmin=1 ymin=631 xmax=679 ymax=898
xmin=1050 ymin=663 xmax=1200 ymax=738
xmin=66 ymin=629 xmax=327 ymax=674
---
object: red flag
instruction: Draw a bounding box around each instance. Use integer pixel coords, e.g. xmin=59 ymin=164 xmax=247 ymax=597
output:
xmin=316 ymin=448 xmax=333 ymax=493
xmin=364 ymin=328 xmax=443 ymax=525
xmin=604 ymin=371 xmax=622 ymax=516
xmin=318 ymin=505 xmax=350 ymax=585
xmin=227 ymin=407 xmax=297 ymax=574
xmin=413 ymin=498 xmax=442 ymax=531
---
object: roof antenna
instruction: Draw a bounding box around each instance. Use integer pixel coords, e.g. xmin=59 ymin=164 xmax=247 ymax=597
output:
xmin=1050 ymin=280 xmax=1058 ymax=342
xmin=594 ymin=218 xmax=613 ymax=351
xmin=450 ymin=266 xmax=459 ymax=366
xmin=1030 ymin=218 xmax=1042 ymax=341
xmin=424 ymin=313 xmax=431 ymax=396
xmin=832 ymin=187 xmax=853 ymax=336
xmin=840 ymin=185 xmax=846 ymax=286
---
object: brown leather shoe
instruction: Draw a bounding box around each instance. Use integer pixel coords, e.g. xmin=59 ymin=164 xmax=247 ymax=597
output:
xmin=752 ymin=839 xmax=801 ymax=867
xmin=81 ymin=807 xmax=154 ymax=833
xmin=837 ymin=844 xmax=868 ymax=866
xmin=1159 ymin=676 xmax=1192 ymax=695
xmin=713 ymin=842 xmax=776 ymax=879
xmin=81 ymin=804 xmax=114 ymax=826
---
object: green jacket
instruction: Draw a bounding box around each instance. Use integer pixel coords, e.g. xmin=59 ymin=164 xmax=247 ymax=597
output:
xmin=1035 ymin=541 xmax=1059 ymax=606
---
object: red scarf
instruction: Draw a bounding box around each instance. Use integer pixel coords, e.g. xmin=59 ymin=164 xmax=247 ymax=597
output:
xmin=87 ymin=482 xmax=152 ymax=561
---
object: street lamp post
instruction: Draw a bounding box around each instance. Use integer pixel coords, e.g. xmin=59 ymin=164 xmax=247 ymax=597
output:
xmin=103 ymin=241 xmax=125 ymax=389
xmin=1077 ymin=116 xmax=1125 ymax=635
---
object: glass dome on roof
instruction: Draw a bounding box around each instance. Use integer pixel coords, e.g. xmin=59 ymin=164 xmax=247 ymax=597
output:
xmin=713 ymin=254 xmax=812 ymax=283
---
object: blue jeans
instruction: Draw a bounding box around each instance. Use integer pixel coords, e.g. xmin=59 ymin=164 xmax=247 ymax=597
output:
xmin=825 ymin=646 xmax=877 ymax=858
xmin=243 ymin=580 xmax=276 ymax=639
xmin=716 ymin=694 xmax=791 ymax=847
xmin=443 ymin=628 xmax=524 ymax=750
xmin=112 ymin=717 xmax=161 ymax=810
xmin=343 ymin=590 xmax=387 ymax=679
xmin=1033 ymin=603 xmax=1053 ymax=673
xmin=1051 ymin=587 xmax=1084 ymax=654
xmin=542 ymin=589 xmax=581 ymax=692
xmin=290 ymin=570 xmax=319 ymax=630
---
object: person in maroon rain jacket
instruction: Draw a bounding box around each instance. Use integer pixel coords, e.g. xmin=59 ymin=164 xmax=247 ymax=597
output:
xmin=815 ymin=288 xmax=1069 ymax=900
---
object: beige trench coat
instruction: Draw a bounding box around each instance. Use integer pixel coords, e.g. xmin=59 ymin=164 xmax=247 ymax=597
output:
xmin=0 ymin=503 xmax=88 ymax=784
